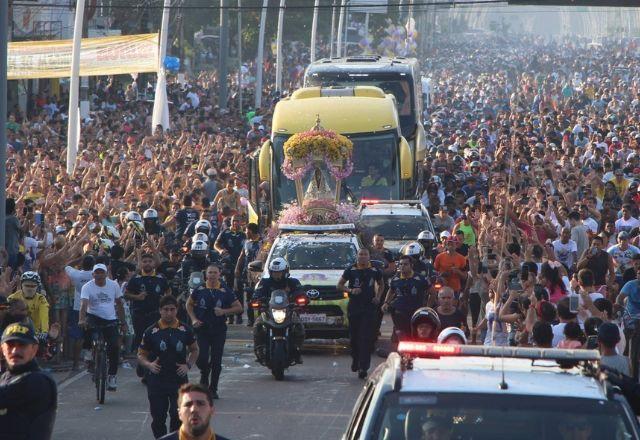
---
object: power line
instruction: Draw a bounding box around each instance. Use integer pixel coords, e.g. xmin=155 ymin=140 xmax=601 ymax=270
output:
xmin=12 ymin=0 xmax=507 ymax=10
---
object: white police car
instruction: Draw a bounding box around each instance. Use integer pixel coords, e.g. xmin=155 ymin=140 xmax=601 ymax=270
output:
xmin=343 ymin=342 xmax=640 ymax=439
xmin=254 ymin=224 xmax=362 ymax=339
xmin=359 ymin=200 xmax=435 ymax=256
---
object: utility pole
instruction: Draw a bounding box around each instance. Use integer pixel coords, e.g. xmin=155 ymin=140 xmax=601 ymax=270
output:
xmin=219 ymin=0 xmax=230 ymax=110
xmin=237 ymin=0 xmax=243 ymax=115
xmin=254 ymin=0 xmax=268 ymax=109
xmin=151 ymin=0 xmax=172 ymax=131
xmin=178 ymin=0 xmax=184 ymax=69
xmin=275 ymin=0 xmax=285 ymax=93
xmin=79 ymin=4 xmax=90 ymax=119
xmin=0 ymin=0 xmax=9 ymax=246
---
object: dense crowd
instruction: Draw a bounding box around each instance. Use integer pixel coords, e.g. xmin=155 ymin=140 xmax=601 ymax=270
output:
xmin=411 ymin=34 xmax=640 ymax=378
xmin=3 ymin=30 xmax=640 ymax=438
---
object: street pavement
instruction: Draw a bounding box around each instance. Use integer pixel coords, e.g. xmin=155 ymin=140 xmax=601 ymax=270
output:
xmin=52 ymin=323 xmax=390 ymax=439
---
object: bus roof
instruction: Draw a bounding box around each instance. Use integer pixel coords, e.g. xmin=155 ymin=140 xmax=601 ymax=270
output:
xmin=272 ymin=87 xmax=400 ymax=135
xmin=306 ymin=56 xmax=418 ymax=76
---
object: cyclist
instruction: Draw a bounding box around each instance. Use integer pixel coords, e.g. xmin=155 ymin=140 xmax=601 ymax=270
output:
xmin=78 ymin=264 xmax=127 ymax=391
xmin=252 ymin=258 xmax=304 ymax=364
xmin=7 ymin=272 xmax=50 ymax=335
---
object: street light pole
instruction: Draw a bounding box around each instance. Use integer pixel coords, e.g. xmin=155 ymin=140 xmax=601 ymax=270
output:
xmin=237 ymin=0 xmax=243 ymax=116
xmin=219 ymin=0 xmax=230 ymax=110
xmin=254 ymin=0 xmax=268 ymax=109
xmin=310 ymin=0 xmax=320 ymax=62
xmin=152 ymin=0 xmax=171 ymax=131
xmin=329 ymin=1 xmax=337 ymax=57
xmin=67 ymin=0 xmax=86 ymax=175
xmin=0 ymin=0 xmax=8 ymax=246
xmin=275 ymin=0 xmax=285 ymax=93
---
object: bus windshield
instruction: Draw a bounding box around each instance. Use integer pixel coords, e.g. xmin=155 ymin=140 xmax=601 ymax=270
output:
xmin=272 ymin=132 xmax=400 ymax=211
xmin=305 ymin=72 xmax=416 ymax=137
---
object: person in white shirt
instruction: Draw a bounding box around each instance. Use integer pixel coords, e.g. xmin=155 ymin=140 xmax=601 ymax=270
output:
xmin=615 ymin=205 xmax=640 ymax=233
xmin=608 ymin=231 xmax=640 ymax=278
xmin=65 ymin=255 xmax=96 ymax=370
xmin=552 ymin=228 xmax=578 ymax=271
xmin=79 ymin=264 xmax=127 ymax=391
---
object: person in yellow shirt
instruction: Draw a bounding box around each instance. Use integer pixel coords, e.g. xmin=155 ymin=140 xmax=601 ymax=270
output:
xmin=361 ymin=165 xmax=388 ymax=188
xmin=8 ymin=272 xmax=49 ymax=334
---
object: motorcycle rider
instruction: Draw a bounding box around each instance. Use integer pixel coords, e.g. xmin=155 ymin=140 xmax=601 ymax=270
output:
xmin=234 ymin=223 xmax=262 ymax=327
xmin=252 ymin=258 xmax=304 ymax=364
xmin=437 ymin=326 xmax=467 ymax=345
xmin=417 ymin=231 xmax=437 ymax=262
xmin=409 ymin=307 xmax=441 ymax=343
xmin=178 ymin=241 xmax=219 ymax=306
xmin=400 ymin=242 xmax=433 ymax=278
xmin=383 ymin=255 xmax=429 ymax=343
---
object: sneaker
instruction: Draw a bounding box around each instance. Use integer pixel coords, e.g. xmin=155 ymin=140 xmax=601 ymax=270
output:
xmin=107 ymin=375 xmax=117 ymax=391
xmin=82 ymin=349 xmax=92 ymax=362
xmin=358 ymin=370 xmax=368 ymax=380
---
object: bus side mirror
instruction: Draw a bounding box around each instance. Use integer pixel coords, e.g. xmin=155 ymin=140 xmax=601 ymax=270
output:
xmin=415 ymin=124 xmax=427 ymax=162
xmin=400 ymin=137 xmax=413 ymax=180
xmin=259 ymin=140 xmax=272 ymax=182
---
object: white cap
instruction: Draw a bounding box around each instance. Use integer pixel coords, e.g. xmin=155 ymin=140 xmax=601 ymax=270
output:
xmin=92 ymin=263 xmax=108 ymax=273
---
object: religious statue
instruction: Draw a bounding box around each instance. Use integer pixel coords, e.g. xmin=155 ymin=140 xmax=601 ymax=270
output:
xmin=304 ymin=166 xmax=334 ymax=201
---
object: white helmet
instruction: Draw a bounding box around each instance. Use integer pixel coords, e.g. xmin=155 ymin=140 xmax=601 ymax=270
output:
xmin=195 ymin=219 xmax=212 ymax=234
xmin=417 ymin=231 xmax=435 ymax=241
xmin=191 ymin=240 xmax=208 ymax=252
xmin=268 ymin=257 xmax=289 ymax=273
xmin=401 ymin=242 xmax=424 ymax=257
xmin=193 ymin=232 xmax=209 ymax=243
xmin=143 ymin=208 xmax=158 ymax=219
xmin=437 ymin=327 xmax=467 ymax=345
xmin=126 ymin=211 xmax=142 ymax=223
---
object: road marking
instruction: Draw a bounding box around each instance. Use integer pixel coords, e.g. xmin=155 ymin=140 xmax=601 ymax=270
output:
xmin=58 ymin=370 xmax=88 ymax=391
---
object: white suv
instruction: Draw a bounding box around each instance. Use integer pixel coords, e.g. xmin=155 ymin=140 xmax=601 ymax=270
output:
xmin=359 ymin=200 xmax=435 ymax=256
xmin=343 ymin=343 xmax=640 ymax=439
xmin=255 ymin=224 xmax=362 ymax=339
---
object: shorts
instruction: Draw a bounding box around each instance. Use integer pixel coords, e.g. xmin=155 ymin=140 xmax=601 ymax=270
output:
xmin=67 ymin=310 xmax=84 ymax=340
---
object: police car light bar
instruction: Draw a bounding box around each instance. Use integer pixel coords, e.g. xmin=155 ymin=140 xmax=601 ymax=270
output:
xmin=279 ymin=223 xmax=356 ymax=232
xmin=397 ymin=342 xmax=600 ymax=362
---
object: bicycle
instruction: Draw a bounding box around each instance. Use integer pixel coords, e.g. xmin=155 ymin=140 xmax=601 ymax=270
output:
xmin=89 ymin=321 xmax=118 ymax=404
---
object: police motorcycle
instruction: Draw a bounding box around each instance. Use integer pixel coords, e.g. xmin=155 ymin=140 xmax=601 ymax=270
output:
xmin=250 ymin=288 xmax=309 ymax=380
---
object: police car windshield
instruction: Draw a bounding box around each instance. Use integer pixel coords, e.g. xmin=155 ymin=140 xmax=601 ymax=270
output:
xmin=373 ymin=393 xmax=636 ymax=440
xmin=271 ymin=241 xmax=357 ymax=270
xmin=361 ymin=215 xmax=427 ymax=240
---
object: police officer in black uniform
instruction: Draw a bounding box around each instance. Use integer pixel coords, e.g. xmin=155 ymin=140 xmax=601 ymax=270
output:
xmin=126 ymin=253 xmax=171 ymax=378
xmin=401 ymin=241 xmax=434 ymax=278
xmin=185 ymin=264 xmax=242 ymax=399
xmin=0 ymin=322 xmax=57 ymax=440
xmin=138 ymin=295 xmax=199 ymax=439
xmin=252 ymin=258 xmax=305 ymax=363
xmin=214 ymin=215 xmax=247 ymax=324
xmin=383 ymin=255 xmax=430 ymax=341
xmin=179 ymin=240 xmax=219 ymax=295
xmin=234 ymin=223 xmax=262 ymax=327
xmin=337 ymin=248 xmax=384 ymax=379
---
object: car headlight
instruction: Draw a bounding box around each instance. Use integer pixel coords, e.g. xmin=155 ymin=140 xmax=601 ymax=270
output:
xmin=272 ymin=309 xmax=287 ymax=324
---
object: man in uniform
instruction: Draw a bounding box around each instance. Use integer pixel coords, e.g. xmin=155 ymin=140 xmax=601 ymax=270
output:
xmin=138 ymin=295 xmax=199 ymax=439
xmin=214 ymin=215 xmax=247 ymax=324
xmin=369 ymin=234 xmax=396 ymax=337
xmin=337 ymin=248 xmax=384 ymax=379
xmin=234 ymin=222 xmax=262 ymax=327
xmin=127 ymin=253 xmax=171 ymax=378
xmin=186 ymin=264 xmax=242 ymax=399
xmin=0 ymin=322 xmax=57 ymax=440
xmin=384 ymin=255 xmax=430 ymax=342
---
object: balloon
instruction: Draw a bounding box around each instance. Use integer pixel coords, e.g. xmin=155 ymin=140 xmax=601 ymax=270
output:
xmin=163 ymin=56 xmax=180 ymax=72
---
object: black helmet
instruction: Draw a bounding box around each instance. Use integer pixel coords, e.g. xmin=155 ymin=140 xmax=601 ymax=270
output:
xmin=410 ymin=307 xmax=441 ymax=341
